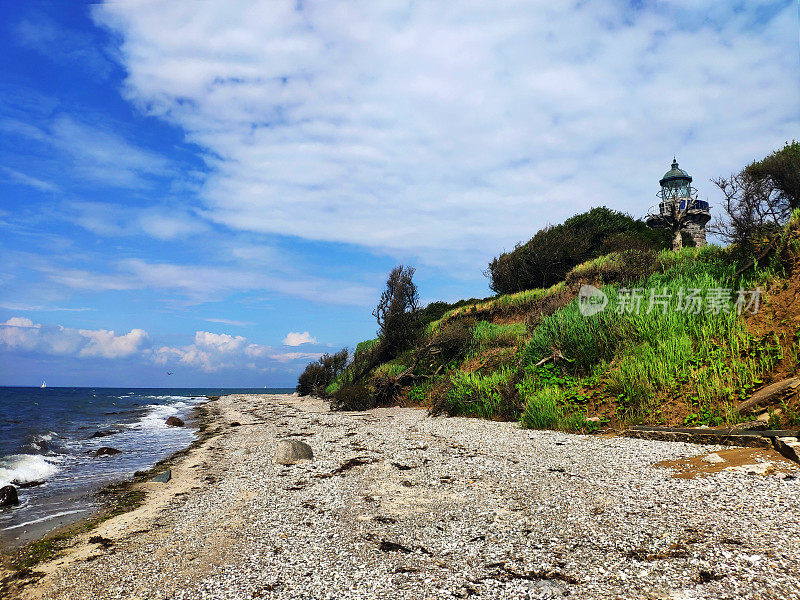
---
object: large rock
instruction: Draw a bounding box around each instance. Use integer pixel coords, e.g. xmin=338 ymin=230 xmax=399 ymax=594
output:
xmin=0 ymin=485 xmax=19 ymax=507
xmin=151 ymin=469 xmax=171 ymax=483
xmin=166 ymin=416 xmax=185 ymax=427
xmin=275 ymin=440 xmax=314 ymax=465
xmin=775 ymin=437 xmax=800 ymax=464
xmin=94 ymin=446 xmax=122 ymax=457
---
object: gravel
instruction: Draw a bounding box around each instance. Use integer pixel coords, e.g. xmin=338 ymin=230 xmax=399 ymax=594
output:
xmin=26 ymin=394 xmax=800 ymax=600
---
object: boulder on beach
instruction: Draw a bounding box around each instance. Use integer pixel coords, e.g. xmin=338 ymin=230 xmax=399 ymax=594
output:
xmin=94 ymin=447 xmax=122 ymax=457
xmin=151 ymin=469 xmax=172 ymax=483
xmin=0 ymin=485 xmax=19 ymax=507
xmin=275 ymin=440 xmax=314 ymax=465
xmin=166 ymin=416 xmax=185 ymax=427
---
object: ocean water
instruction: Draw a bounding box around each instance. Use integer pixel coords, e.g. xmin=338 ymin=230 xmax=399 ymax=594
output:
xmin=0 ymin=387 xmax=291 ymax=545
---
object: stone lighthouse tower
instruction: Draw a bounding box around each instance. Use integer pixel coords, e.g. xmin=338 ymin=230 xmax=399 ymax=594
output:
xmin=645 ymin=158 xmax=710 ymax=250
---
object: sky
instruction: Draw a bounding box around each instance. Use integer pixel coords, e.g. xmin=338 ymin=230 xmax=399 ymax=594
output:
xmin=0 ymin=0 xmax=798 ymax=387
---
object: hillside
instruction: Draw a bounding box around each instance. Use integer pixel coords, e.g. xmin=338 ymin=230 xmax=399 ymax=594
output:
xmin=324 ymin=211 xmax=800 ymax=434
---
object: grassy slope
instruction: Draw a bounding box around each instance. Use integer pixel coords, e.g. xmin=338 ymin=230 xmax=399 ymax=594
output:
xmin=342 ymin=214 xmax=800 ymax=432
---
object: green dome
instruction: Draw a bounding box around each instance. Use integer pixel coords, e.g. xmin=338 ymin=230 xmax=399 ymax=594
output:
xmin=660 ymin=158 xmax=692 ymax=186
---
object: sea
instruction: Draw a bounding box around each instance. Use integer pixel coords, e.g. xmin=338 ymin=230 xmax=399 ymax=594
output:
xmin=0 ymin=387 xmax=292 ymax=546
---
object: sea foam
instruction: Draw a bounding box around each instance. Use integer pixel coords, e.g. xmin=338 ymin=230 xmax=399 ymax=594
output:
xmin=0 ymin=454 xmax=60 ymax=487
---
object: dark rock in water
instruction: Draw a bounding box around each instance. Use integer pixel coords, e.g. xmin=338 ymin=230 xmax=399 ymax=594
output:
xmin=90 ymin=430 xmax=116 ymax=439
xmin=31 ymin=439 xmax=49 ymax=452
xmin=0 ymin=485 xmax=19 ymax=507
xmin=94 ymin=447 xmax=122 ymax=457
xmin=166 ymin=416 xmax=185 ymax=427
xmin=12 ymin=480 xmax=44 ymax=489
xmin=151 ymin=470 xmax=171 ymax=483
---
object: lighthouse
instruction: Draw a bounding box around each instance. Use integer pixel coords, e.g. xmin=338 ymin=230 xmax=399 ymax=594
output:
xmin=645 ymin=158 xmax=710 ymax=250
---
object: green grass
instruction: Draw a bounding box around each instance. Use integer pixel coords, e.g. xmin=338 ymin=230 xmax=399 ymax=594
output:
xmin=373 ymin=359 xmax=409 ymax=377
xmin=355 ymin=338 xmax=380 ymax=356
xmin=425 ymin=283 xmax=563 ymax=334
xmin=444 ymin=366 xmax=516 ymax=419
xmin=517 ymin=385 xmax=588 ymax=430
xmin=521 ymin=252 xmax=781 ymax=423
xmin=471 ymin=321 xmax=527 ymax=351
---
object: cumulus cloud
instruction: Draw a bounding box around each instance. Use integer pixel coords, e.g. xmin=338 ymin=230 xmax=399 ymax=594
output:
xmin=154 ymin=330 xmax=313 ymax=371
xmin=93 ymin=0 xmax=799 ymax=268
xmin=78 ymin=328 xmax=149 ymax=359
xmin=3 ymin=317 xmax=38 ymax=328
xmin=282 ymin=331 xmax=317 ymax=346
xmin=0 ymin=317 xmax=149 ymax=359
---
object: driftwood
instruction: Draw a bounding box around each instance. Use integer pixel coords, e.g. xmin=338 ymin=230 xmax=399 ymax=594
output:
xmin=535 ymin=349 xmax=573 ymax=367
xmin=737 ymin=377 xmax=800 ymax=414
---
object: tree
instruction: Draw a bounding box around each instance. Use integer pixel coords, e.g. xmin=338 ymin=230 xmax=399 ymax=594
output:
xmin=744 ymin=141 xmax=800 ymax=210
xmin=373 ymin=265 xmax=420 ymax=361
xmin=710 ymin=142 xmax=799 ymax=260
xmin=646 ymin=199 xmax=692 ymax=251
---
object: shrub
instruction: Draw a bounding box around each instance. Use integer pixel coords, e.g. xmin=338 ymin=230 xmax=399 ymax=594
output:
xmin=521 ymin=254 xmax=783 ymax=417
xmin=566 ymin=249 xmax=658 ymax=285
xmin=487 ymin=207 xmax=669 ymax=294
xmin=296 ymin=348 xmax=349 ymax=397
xmin=416 ymin=322 xmax=472 ymax=375
xmin=330 ymin=383 xmax=373 ymax=411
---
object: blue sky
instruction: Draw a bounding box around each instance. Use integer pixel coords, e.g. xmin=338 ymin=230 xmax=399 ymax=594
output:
xmin=0 ymin=0 xmax=797 ymax=387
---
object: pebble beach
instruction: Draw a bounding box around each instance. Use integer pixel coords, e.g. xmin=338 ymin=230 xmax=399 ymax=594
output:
xmin=6 ymin=393 xmax=800 ymax=600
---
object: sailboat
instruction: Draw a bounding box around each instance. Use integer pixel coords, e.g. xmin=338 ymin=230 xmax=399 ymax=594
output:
xmin=40 ymin=380 xmax=46 ymax=388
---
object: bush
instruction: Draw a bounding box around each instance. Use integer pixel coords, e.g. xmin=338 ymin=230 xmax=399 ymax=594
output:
xmin=416 ymin=322 xmax=472 ymax=376
xmin=296 ymin=348 xmax=349 ymax=397
xmin=487 ymin=207 xmax=669 ymax=294
xmin=521 ymin=255 xmax=782 ymax=415
xmin=566 ymin=249 xmax=658 ymax=285
xmin=330 ymin=383 xmax=373 ymax=411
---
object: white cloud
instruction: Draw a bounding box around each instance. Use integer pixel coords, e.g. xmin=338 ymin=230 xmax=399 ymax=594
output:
xmin=2 ymin=317 xmax=38 ymax=328
xmin=282 ymin=331 xmax=317 ymax=346
xmin=153 ymin=329 xmax=313 ymax=371
xmin=1 ymin=167 xmax=59 ymax=193
xmin=93 ymin=0 xmax=799 ymax=269
xmin=203 ymin=317 xmax=255 ymax=327
xmin=63 ymin=201 xmax=208 ymax=240
xmin=41 ymin=258 xmax=375 ymax=306
xmin=2 ymin=115 xmax=171 ymax=189
xmin=269 ymin=352 xmax=324 ymax=363
xmin=0 ymin=317 xmax=149 ymax=359
xmin=77 ymin=328 xmax=149 ymax=358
